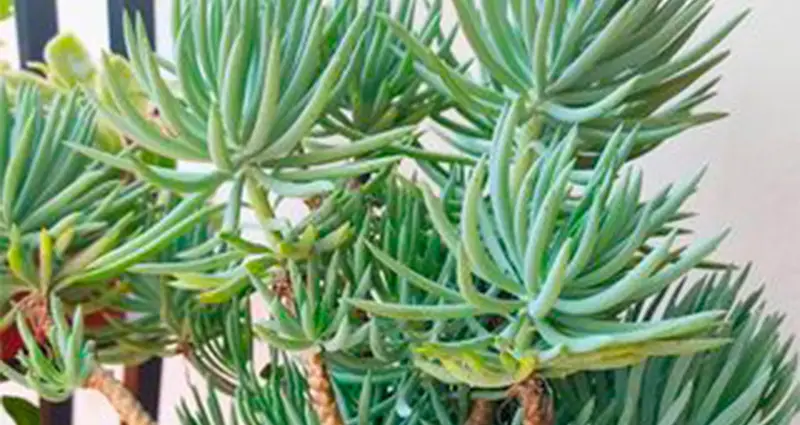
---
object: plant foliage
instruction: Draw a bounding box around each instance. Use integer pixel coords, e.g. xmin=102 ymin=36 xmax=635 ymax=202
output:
xmin=0 ymin=1 xmax=796 ymax=425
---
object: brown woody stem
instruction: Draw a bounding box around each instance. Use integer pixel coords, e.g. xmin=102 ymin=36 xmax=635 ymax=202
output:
xmin=273 ymin=268 xmax=345 ymax=425
xmin=510 ymin=377 xmax=554 ymax=425
xmin=306 ymin=351 xmax=344 ymax=425
xmin=466 ymin=399 xmax=496 ymax=425
xmin=84 ymin=366 xmax=157 ymax=425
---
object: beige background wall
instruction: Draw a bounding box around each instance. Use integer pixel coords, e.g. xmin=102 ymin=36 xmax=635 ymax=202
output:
xmin=0 ymin=0 xmax=798 ymax=423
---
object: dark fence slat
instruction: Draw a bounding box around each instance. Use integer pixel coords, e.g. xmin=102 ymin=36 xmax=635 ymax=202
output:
xmin=14 ymin=0 xmax=59 ymax=70
xmin=39 ymin=399 xmax=72 ymax=425
xmin=123 ymin=358 xmax=163 ymax=424
xmin=107 ymin=0 xmax=156 ymax=56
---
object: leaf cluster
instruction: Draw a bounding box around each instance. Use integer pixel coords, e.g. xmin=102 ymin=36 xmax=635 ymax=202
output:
xmin=0 ymin=1 xmax=796 ymax=425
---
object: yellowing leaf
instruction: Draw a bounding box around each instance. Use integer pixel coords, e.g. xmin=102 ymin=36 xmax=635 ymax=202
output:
xmin=0 ymin=0 xmax=13 ymax=21
xmin=44 ymin=33 xmax=96 ymax=87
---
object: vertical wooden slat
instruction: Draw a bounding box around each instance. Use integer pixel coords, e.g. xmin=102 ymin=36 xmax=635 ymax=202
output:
xmin=39 ymin=400 xmax=72 ymax=425
xmin=107 ymin=0 xmax=156 ymax=56
xmin=123 ymin=358 xmax=163 ymax=423
xmin=14 ymin=0 xmax=59 ymax=70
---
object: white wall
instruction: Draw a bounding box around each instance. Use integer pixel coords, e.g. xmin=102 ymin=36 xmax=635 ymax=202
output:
xmin=636 ymin=0 xmax=800 ymax=336
xmin=0 ymin=0 xmax=798 ymax=424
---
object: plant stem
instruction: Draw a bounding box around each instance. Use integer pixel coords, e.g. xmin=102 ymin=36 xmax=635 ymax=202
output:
xmin=17 ymin=294 xmax=156 ymax=424
xmin=306 ymin=351 xmax=344 ymax=425
xmin=466 ymin=399 xmax=496 ymax=425
xmin=17 ymin=293 xmax=52 ymax=342
xmin=84 ymin=365 xmax=157 ymax=425
xmin=510 ymin=377 xmax=554 ymax=425
xmin=273 ymin=269 xmax=345 ymax=425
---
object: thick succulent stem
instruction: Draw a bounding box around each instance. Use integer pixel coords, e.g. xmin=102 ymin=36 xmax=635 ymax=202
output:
xmin=466 ymin=399 xmax=496 ymax=425
xmin=510 ymin=377 xmax=554 ymax=425
xmin=84 ymin=366 xmax=157 ymax=425
xmin=273 ymin=269 xmax=345 ymax=425
xmin=306 ymin=351 xmax=344 ymax=425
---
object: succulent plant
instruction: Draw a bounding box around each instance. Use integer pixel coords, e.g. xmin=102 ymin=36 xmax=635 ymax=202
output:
xmin=352 ymin=100 xmax=729 ymax=389
xmin=0 ymin=1 xmax=797 ymax=425
xmin=320 ymin=0 xmax=457 ymax=137
xmin=549 ymin=268 xmax=800 ymax=425
xmin=385 ymin=0 xmax=745 ymax=163
xmin=74 ymin=0 xmax=412 ymax=206
xmin=0 ymin=83 xmax=186 ymax=314
xmin=0 ymin=84 xmax=217 ymax=424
